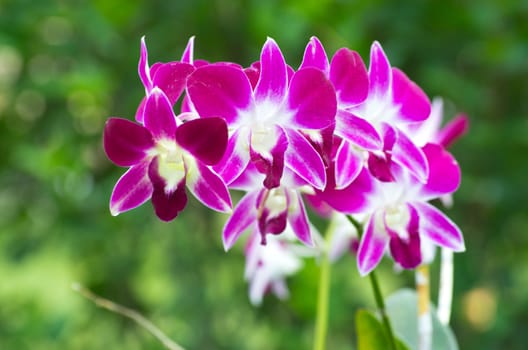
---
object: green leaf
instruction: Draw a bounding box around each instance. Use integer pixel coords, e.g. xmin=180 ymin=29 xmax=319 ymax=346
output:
xmin=356 ymin=309 xmax=410 ymax=350
xmin=385 ymin=288 xmax=459 ymax=350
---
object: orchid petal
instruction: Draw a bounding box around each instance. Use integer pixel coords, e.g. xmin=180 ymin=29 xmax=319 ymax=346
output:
xmin=412 ymin=202 xmax=465 ymax=252
xmin=437 ymin=113 xmax=469 ymax=148
xmin=284 ymin=128 xmax=326 ymax=190
xmin=187 ymin=64 xmax=252 ymax=124
xmin=104 ymin=117 xmax=154 ymax=167
xmin=320 ymin=168 xmax=375 ymax=214
xmin=135 ymin=96 xmax=147 ymax=123
xmin=176 ymin=117 xmax=228 ymax=165
xmin=144 ymin=88 xmax=177 ymax=140
xmin=386 ymin=205 xmax=422 ymax=269
xmin=391 ymin=68 xmax=431 ymax=123
xmin=186 ymin=161 xmax=232 ymax=213
xmin=244 ymin=64 xmax=260 ymax=90
xmin=330 ymin=48 xmax=368 ymax=106
xmin=287 ymin=193 xmax=313 ymax=246
xmin=254 ymin=38 xmax=288 ymax=103
xmin=357 ymin=211 xmax=389 ymax=276
xmin=287 ymin=67 xmax=337 ymax=129
xmin=138 ymin=36 xmax=152 ymax=92
xmin=419 ymin=143 xmax=461 ymax=200
xmin=368 ymin=41 xmax=391 ymax=98
xmin=213 ymin=128 xmax=251 ymax=186
xmin=223 ymin=191 xmax=259 ymax=250
xmin=367 ymin=152 xmax=395 ymax=182
xmin=110 ymin=162 xmax=153 ymax=216
xmin=335 ymin=141 xmax=364 ymax=189
xmin=392 ymin=127 xmax=429 ymax=183
xmin=335 ymin=110 xmax=382 ymax=150
xmin=181 ymin=36 xmax=195 ymax=64
xmin=148 ymin=157 xmax=187 ymax=221
xmin=300 ymin=36 xmax=329 ymax=73
xmin=250 ymin=126 xmax=288 ymax=189
xmin=152 ymin=62 xmax=194 ymax=105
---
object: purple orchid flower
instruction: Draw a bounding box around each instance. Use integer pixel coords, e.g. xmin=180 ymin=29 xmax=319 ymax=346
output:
xmin=301 ymin=38 xmax=432 ymax=186
xmin=244 ymin=227 xmax=320 ymax=306
xmin=300 ymin=37 xmax=378 ymax=189
xmin=104 ymin=87 xmax=231 ymax=221
xmin=186 ymin=37 xmax=337 ymax=190
xmin=222 ymin=163 xmax=315 ymax=250
xmin=321 ymin=143 xmax=465 ymax=275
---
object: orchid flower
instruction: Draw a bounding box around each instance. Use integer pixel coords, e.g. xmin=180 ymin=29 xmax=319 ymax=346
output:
xmin=244 ymin=227 xmax=320 ymax=306
xmin=222 ymin=164 xmax=315 ymax=249
xmin=303 ymin=38 xmax=432 ymax=186
xmin=322 ymin=143 xmax=465 ymax=275
xmin=104 ymin=88 xmax=231 ymax=221
xmin=186 ymin=37 xmax=337 ymax=190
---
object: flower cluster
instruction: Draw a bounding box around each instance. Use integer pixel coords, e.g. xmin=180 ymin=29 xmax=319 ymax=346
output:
xmin=103 ymin=36 xmax=467 ymax=296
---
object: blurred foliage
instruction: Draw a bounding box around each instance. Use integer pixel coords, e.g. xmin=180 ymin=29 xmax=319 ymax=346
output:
xmin=0 ymin=0 xmax=527 ymax=349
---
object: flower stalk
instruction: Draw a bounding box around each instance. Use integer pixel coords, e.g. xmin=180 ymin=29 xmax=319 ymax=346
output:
xmin=313 ymin=216 xmax=337 ymax=350
xmin=437 ymin=248 xmax=454 ymax=325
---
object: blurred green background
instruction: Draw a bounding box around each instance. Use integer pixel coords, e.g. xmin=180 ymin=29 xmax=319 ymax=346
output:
xmin=0 ymin=0 xmax=527 ymax=349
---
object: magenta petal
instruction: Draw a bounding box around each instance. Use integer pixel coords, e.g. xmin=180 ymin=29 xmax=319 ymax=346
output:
xmin=412 ymin=202 xmax=465 ymax=252
xmin=213 ymin=129 xmax=251 ymax=185
xmin=258 ymin=206 xmax=288 ymax=241
xmin=254 ymin=38 xmax=288 ymax=103
xmin=288 ymin=193 xmax=313 ymax=246
xmin=144 ymin=88 xmax=177 ymax=140
xmin=330 ymin=48 xmax=368 ymax=106
xmin=223 ymin=191 xmax=258 ymax=250
xmin=187 ymin=65 xmax=252 ymax=124
xmin=392 ymin=127 xmax=429 ymax=183
xmin=335 ymin=110 xmax=382 ymax=150
xmin=152 ymin=62 xmax=194 ymax=105
xmin=335 ymin=141 xmax=364 ymax=189
xmin=368 ymin=41 xmax=391 ymax=98
xmin=187 ymin=162 xmax=232 ymax=213
xmin=438 ymin=113 xmax=469 ymax=148
xmin=386 ymin=205 xmax=422 ymax=269
xmin=135 ymin=97 xmax=147 ymax=123
xmin=250 ymin=126 xmax=287 ymax=189
xmin=367 ymin=152 xmax=394 ymax=182
xmin=287 ymin=67 xmax=337 ymax=129
xmin=420 ymin=143 xmax=461 ymax=199
xmin=148 ymin=157 xmax=187 ymax=221
xmin=181 ymin=36 xmax=195 ymax=64
xmin=357 ymin=212 xmax=389 ymax=276
xmin=284 ymin=128 xmax=326 ymax=190
xmin=176 ymin=117 xmax=228 ymax=165
xmin=104 ymin=117 xmax=154 ymax=167
xmin=391 ymin=68 xmax=431 ymax=123
xmin=320 ymin=167 xmax=374 ymax=214
xmin=138 ymin=36 xmax=152 ymax=91
xmin=110 ymin=162 xmax=153 ymax=216
xmin=299 ymin=36 xmax=329 ymax=73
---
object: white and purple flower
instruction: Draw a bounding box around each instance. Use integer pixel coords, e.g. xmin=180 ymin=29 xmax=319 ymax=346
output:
xmin=104 ymin=88 xmax=231 ymax=221
xmin=321 ymin=143 xmax=465 ymax=275
xmin=186 ymin=38 xmax=337 ymax=190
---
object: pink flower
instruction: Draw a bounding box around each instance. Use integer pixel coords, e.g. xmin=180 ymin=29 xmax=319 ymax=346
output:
xmin=244 ymin=227 xmax=320 ymax=306
xmin=321 ymin=143 xmax=465 ymax=275
xmin=186 ymin=38 xmax=337 ymax=190
xmin=104 ymin=88 xmax=231 ymax=221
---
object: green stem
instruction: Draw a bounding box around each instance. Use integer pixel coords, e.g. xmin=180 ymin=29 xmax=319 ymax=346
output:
xmin=313 ymin=216 xmax=337 ymax=350
xmin=346 ymin=215 xmax=398 ymax=350
xmin=369 ymin=269 xmax=398 ymax=350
